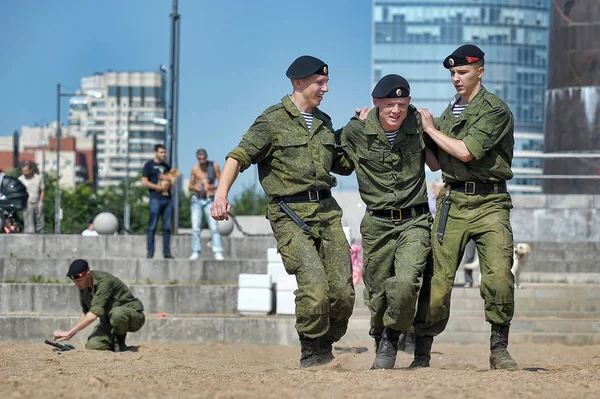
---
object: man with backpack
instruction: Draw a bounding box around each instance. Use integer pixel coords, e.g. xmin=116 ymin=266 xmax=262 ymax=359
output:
xmin=189 ymin=149 xmax=224 ymax=261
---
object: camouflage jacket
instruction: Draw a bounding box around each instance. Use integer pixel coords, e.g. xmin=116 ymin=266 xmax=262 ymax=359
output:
xmin=79 ymin=271 xmax=143 ymax=319
xmin=340 ymin=105 xmax=428 ymax=210
xmin=435 ymin=86 xmax=514 ymax=183
xmin=227 ymin=95 xmax=351 ymax=198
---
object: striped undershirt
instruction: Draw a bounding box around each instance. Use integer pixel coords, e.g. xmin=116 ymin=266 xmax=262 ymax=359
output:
xmin=384 ymin=130 xmax=399 ymax=144
xmin=452 ymin=103 xmax=468 ymax=118
xmin=301 ymin=112 xmax=313 ymax=130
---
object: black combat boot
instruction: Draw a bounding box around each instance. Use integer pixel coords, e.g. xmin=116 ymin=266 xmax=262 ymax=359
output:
xmin=371 ymin=327 xmax=401 ymax=369
xmin=318 ymin=336 xmax=335 ymax=364
xmin=403 ymin=329 xmax=416 ymax=354
xmin=299 ymin=335 xmax=321 ymax=368
xmin=115 ymin=333 xmax=128 ymax=352
xmin=408 ymin=335 xmax=433 ymax=369
xmin=489 ymin=324 xmax=518 ymax=370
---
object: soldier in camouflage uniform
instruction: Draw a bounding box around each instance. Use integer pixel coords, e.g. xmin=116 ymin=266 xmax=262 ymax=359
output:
xmin=211 ymin=56 xmax=356 ymax=368
xmin=340 ymin=75 xmax=439 ymax=369
xmin=52 ymin=259 xmax=145 ymax=351
xmin=411 ymin=44 xmax=518 ymax=370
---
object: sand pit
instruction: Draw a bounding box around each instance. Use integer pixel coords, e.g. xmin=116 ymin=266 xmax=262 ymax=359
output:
xmin=1 ymin=342 xmax=599 ymax=398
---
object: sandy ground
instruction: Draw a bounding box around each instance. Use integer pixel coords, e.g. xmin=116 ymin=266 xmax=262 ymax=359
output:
xmin=1 ymin=342 xmax=599 ymax=399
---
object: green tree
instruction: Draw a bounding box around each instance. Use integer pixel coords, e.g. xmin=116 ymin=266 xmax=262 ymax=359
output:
xmin=43 ymin=176 xmax=108 ymax=234
xmin=231 ymin=185 xmax=269 ymax=216
xmin=5 ymin=166 xmax=192 ymax=234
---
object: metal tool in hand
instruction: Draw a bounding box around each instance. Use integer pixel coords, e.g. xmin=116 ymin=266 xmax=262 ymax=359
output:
xmin=44 ymin=340 xmax=75 ymax=352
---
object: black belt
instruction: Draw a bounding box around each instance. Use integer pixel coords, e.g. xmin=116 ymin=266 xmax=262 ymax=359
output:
xmin=370 ymin=203 xmax=429 ymax=222
xmin=273 ymin=189 xmax=331 ymax=203
xmin=195 ymin=195 xmax=215 ymax=200
xmin=446 ymin=181 xmax=507 ymax=195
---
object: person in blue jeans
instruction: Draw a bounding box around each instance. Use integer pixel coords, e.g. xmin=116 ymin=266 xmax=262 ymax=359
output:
xmin=188 ymin=149 xmax=224 ymax=260
xmin=142 ymin=144 xmax=174 ymax=259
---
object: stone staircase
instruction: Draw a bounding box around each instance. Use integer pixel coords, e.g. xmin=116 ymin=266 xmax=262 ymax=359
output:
xmin=0 ymin=235 xmax=598 ymax=346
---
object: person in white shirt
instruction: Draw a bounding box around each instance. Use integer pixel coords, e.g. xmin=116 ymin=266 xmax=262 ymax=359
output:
xmin=18 ymin=162 xmax=45 ymax=233
xmin=82 ymin=222 xmax=99 ymax=236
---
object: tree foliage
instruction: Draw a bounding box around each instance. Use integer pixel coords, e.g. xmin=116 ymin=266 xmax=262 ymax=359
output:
xmin=4 ymin=165 xmax=262 ymax=233
xmin=231 ymin=185 xmax=270 ymax=216
xmin=5 ymin=167 xmax=191 ymax=234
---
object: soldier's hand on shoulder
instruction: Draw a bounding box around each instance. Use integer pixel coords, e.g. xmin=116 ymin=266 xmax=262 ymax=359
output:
xmin=355 ymin=106 xmax=371 ymax=121
xmin=417 ymin=108 xmax=435 ymax=132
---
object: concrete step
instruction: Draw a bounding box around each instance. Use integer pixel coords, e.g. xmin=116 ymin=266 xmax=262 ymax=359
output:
xmin=518 ymin=272 xmax=600 ymax=285
xmin=454 ymin=267 xmax=600 ymax=285
xmin=352 ymin=284 xmax=600 ymax=318
xmin=0 ymin=234 xmax=277 ymax=260
xmin=3 ymin=283 xmax=600 ymax=318
xmin=0 ymin=283 xmax=238 ymax=315
xmin=2 ymin=314 xmax=600 ymax=346
xmin=512 ymin=261 xmax=598 ymax=274
xmin=524 ymin=242 xmax=600 ymax=263
xmin=0 ymin=258 xmax=268 ymax=284
xmin=2 ymin=235 xmax=598 ymax=268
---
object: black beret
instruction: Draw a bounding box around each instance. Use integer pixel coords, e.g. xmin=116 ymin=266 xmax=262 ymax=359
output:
xmin=67 ymin=259 xmax=90 ymax=277
xmin=443 ymin=44 xmax=485 ymax=69
xmin=286 ymin=55 xmax=328 ymax=79
xmin=371 ymin=74 xmax=410 ymax=98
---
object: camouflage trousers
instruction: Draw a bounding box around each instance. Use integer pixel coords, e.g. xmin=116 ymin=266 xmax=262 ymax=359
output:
xmin=414 ymin=189 xmax=515 ymax=337
xmin=86 ymin=306 xmax=146 ymax=350
xmin=361 ymin=212 xmax=431 ymax=340
xmin=267 ymin=197 xmax=355 ymax=341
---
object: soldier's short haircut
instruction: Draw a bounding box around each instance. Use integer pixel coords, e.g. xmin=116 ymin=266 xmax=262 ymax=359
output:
xmin=154 ymin=144 xmax=166 ymax=152
xmin=196 ymin=149 xmax=207 ymax=157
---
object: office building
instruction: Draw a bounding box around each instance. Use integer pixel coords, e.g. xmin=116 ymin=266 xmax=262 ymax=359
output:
xmin=372 ymin=0 xmax=550 ymax=193
xmin=68 ymin=71 xmax=167 ymax=188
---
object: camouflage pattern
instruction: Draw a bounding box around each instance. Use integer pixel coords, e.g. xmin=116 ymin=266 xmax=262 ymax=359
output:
xmin=414 ymin=87 xmax=516 ymax=337
xmin=433 ymin=87 xmax=514 ymax=183
xmin=86 ymin=306 xmax=146 ymax=350
xmin=340 ymin=105 xmax=428 ymax=210
xmin=340 ymin=105 xmax=432 ymax=340
xmin=227 ymin=95 xmax=350 ymax=196
xmin=80 ymin=271 xmax=145 ymax=350
xmin=267 ymin=199 xmax=354 ymax=340
xmin=228 ymin=95 xmax=355 ymax=342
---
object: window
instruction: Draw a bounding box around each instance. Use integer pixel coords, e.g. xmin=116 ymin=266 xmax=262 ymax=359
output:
xmin=143 ymin=87 xmax=157 ymax=98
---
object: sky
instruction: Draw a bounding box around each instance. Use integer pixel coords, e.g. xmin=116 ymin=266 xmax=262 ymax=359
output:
xmin=0 ymin=0 xmax=381 ymax=198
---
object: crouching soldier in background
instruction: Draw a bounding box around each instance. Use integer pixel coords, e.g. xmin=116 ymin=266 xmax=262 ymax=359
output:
xmin=52 ymin=259 xmax=145 ymax=351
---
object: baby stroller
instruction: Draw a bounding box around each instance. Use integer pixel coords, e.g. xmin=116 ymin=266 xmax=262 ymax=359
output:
xmin=0 ymin=173 xmax=29 ymax=233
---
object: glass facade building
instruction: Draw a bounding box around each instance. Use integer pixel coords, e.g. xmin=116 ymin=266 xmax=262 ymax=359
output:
xmin=373 ymin=0 xmax=550 ymax=193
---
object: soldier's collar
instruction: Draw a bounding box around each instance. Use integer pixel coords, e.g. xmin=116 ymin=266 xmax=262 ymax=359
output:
xmin=450 ymin=87 xmax=488 ymax=116
xmin=282 ymin=95 xmax=306 ymax=118
xmin=364 ymin=108 xmax=381 ymax=135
